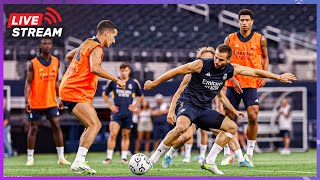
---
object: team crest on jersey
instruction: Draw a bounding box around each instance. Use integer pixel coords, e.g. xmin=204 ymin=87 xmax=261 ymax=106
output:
xmin=128 ymin=84 xmax=132 ymax=89
xmin=223 ymin=74 xmax=228 ymax=80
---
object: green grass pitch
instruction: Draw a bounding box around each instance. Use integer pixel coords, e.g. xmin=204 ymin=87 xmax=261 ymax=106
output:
xmin=4 ymin=149 xmax=317 ymax=177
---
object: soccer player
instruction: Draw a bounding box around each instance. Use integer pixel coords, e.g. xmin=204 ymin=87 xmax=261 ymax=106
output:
xmin=102 ymin=62 xmax=144 ymax=164
xmin=59 ymin=20 xmax=126 ymax=175
xmin=224 ymin=9 xmax=270 ymax=165
xmin=144 ymin=44 xmax=296 ymax=174
xmin=24 ymin=37 xmax=70 ymax=166
xmin=162 ymin=47 xmax=252 ymax=169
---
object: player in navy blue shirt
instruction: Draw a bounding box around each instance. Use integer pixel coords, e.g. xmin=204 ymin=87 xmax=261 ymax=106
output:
xmin=102 ymin=63 xmax=144 ymax=164
xmin=144 ymin=44 xmax=296 ymax=174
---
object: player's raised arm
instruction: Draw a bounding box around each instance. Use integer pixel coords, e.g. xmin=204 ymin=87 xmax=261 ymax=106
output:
xmin=144 ymin=60 xmax=203 ymax=90
xmin=66 ymin=47 xmax=79 ymax=62
xmin=232 ymin=63 xmax=297 ymax=83
xmin=89 ymin=47 xmax=126 ymax=90
xmin=167 ymin=74 xmax=191 ymax=125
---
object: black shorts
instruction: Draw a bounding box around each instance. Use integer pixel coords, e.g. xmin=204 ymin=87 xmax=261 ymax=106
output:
xmin=28 ymin=107 xmax=59 ymax=121
xmin=61 ymin=100 xmax=78 ymax=113
xmin=226 ymin=87 xmax=259 ymax=109
xmin=279 ymin=130 xmax=291 ymax=137
xmin=112 ymin=113 xmax=133 ymax=129
xmin=175 ymin=101 xmax=225 ymax=131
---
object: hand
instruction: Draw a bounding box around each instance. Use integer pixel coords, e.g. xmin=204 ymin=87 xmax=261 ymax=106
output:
xmin=144 ymin=80 xmax=155 ymax=90
xmin=167 ymin=109 xmax=176 ymax=125
xmin=25 ymin=102 xmax=31 ymax=113
xmin=231 ymin=78 xmax=243 ymax=94
xmin=59 ymin=101 xmax=64 ymax=110
xmin=258 ymin=78 xmax=266 ymax=87
xmin=128 ymin=104 xmax=135 ymax=112
xmin=279 ymin=73 xmax=297 ymax=83
xmin=109 ymin=104 xmax=119 ymax=113
xmin=116 ymin=79 xmax=126 ymax=91
xmin=234 ymin=110 xmax=245 ymax=118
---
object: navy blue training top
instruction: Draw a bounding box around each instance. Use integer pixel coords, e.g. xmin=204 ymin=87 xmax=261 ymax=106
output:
xmin=105 ymin=78 xmax=143 ymax=114
xmin=178 ymin=58 xmax=234 ymax=109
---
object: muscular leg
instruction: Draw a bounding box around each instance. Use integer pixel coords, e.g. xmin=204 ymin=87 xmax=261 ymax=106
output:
xmin=71 ymin=103 xmax=102 ymax=163
xmin=27 ymin=121 xmax=40 ymax=150
xmin=121 ymin=128 xmax=131 ymax=160
xmin=106 ymin=121 xmax=121 ymax=161
xmin=246 ymin=105 xmax=259 ymax=156
xmin=48 ymin=117 xmax=64 ymax=147
xmin=48 ymin=117 xmax=68 ymax=161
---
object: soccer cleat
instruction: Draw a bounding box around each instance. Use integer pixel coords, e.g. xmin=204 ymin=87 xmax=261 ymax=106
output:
xmin=220 ymin=154 xmax=234 ymax=165
xmin=198 ymin=157 xmax=205 ymax=164
xmin=239 ymin=159 xmax=254 ymax=168
xmin=162 ymin=155 xmax=173 ymax=168
xmin=182 ymin=157 xmax=191 ymax=163
xmin=58 ymin=158 xmax=71 ymax=165
xmin=102 ymin=158 xmax=112 ymax=165
xmin=71 ymin=161 xmax=96 ymax=175
xmin=121 ymin=158 xmax=128 ymax=164
xmin=200 ymin=160 xmax=224 ymax=175
xmin=244 ymin=154 xmax=254 ymax=166
xmin=26 ymin=159 xmax=34 ymax=166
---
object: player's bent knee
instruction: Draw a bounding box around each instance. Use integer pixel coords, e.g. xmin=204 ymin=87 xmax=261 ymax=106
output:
xmin=175 ymin=126 xmax=187 ymax=135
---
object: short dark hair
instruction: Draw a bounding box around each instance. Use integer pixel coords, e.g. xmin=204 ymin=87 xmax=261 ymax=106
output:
xmin=97 ymin=20 xmax=117 ymax=34
xmin=217 ymin=44 xmax=232 ymax=59
xmin=238 ymin=9 xmax=254 ymax=20
xmin=120 ymin=62 xmax=131 ymax=69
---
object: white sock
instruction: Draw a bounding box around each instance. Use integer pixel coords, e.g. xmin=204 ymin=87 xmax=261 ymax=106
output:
xmin=27 ymin=149 xmax=34 ymax=160
xmin=121 ymin=150 xmax=129 ymax=160
xmin=150 ymin=141 xmax=170 ymax=163
xmin=74 ymin=146 xmax=88 ymax=163
xmin=166 ymin=147 xmax=177 ymax=158
xmin=234 ymin=149 xmax=244 ymax=162
xmin=106 ymin=149 xmax=114 ymax=160
xmin=247 ymin=140 xmax=256 ymax=156
xmin=56 ymin=146 xmax=65 ymax=160
xmin=199 ymin=144 xmax=207 ymax=158
xmin=205 ymin=143 xmax=223 ymax=164
xmin=224 ymin=144 xmax=231 ymax=156
xmin=184 ymin=144 xmax=192 ymax=158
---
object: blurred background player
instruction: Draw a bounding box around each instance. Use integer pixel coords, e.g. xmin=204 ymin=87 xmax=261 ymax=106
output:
xmin=4 ymin=98 xmax=13 ymax=158
xmin=151 ymin=93 xmax=170 ymax=152
xmin=24 ymin=37 xmax=70 ymax=166
xmin=134 ymin=100 xmax=153 ymax=156
xmin=276 ymin=98 xmax=292 ymax=155
xmin=102 ymin=62 xmax=144 ymax=164
xmin=60 ymin=20 xmax=126 ymax=175
xmin=224 ymin=9 xmax=270 ymax=165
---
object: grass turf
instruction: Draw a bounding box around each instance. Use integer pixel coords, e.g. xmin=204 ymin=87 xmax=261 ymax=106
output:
xmin=4 ymin=149 xmax=317 ymax=177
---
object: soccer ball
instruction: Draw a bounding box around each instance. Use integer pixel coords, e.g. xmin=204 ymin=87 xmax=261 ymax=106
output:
xmin=128 ymin=153 xmax=152 ymax=175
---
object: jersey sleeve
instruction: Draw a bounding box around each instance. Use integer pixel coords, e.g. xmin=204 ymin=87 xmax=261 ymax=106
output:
xmin=133 ymin=79 xmax=143 ymax=96
xmin=104 ymin=81 xmax=114 ymax=95
xmin=226 ymin=65 xmax=235 ymax=80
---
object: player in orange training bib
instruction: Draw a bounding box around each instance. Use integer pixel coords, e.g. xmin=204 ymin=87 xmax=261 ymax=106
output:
xmin=59 ymin=20 xmax=126 ymax=175
xmin=224 ymin=9 xmax=269 ymax=166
